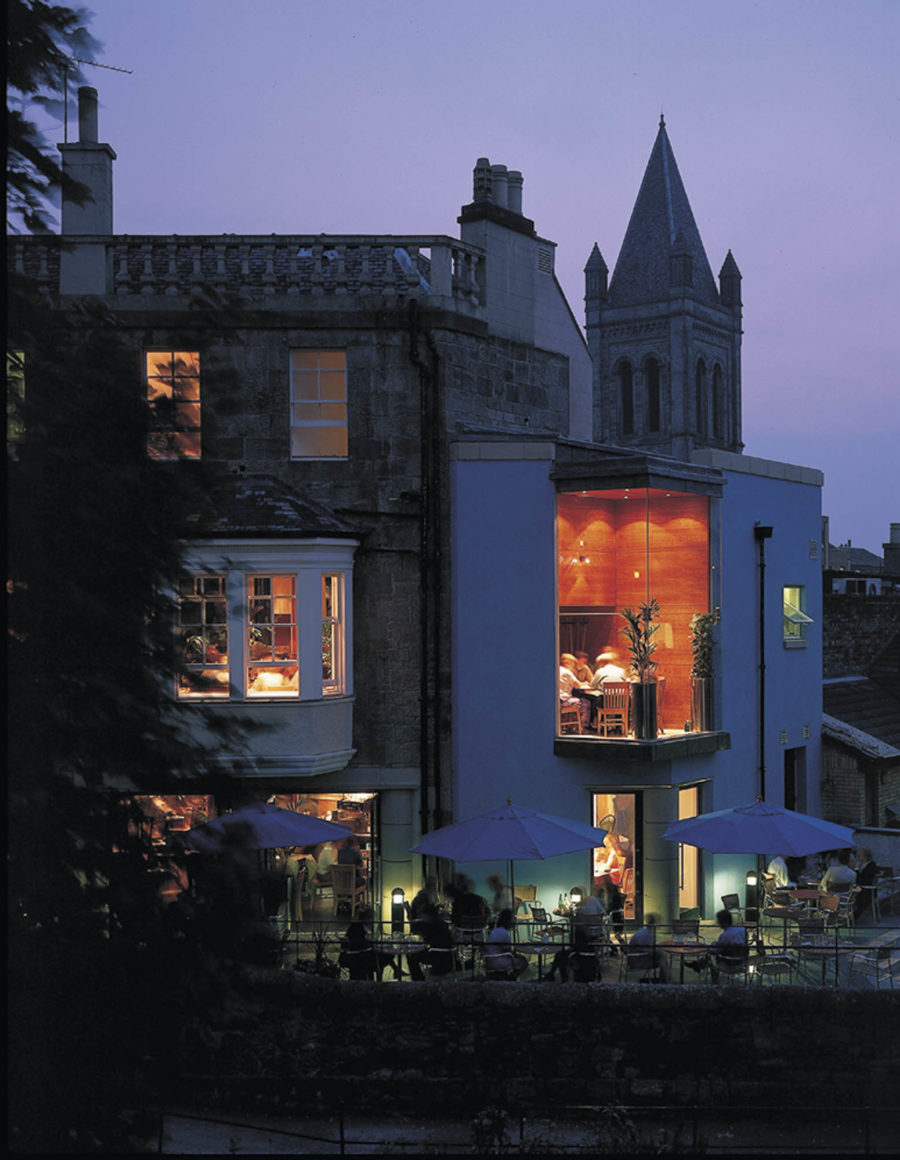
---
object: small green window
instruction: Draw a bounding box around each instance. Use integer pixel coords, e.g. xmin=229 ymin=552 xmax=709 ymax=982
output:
xmin=783 ymin=585 xmax=813 ymax=646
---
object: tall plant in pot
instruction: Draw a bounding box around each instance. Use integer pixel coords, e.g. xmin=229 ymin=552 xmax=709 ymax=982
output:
xmin=620 ymin=598 xmax=660 ymax=739
xmin=689 ymin=611 xmax=716 ymax=732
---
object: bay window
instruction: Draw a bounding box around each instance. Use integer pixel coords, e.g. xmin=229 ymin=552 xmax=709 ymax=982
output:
xmin=176 ymin=541 xmax=354 ymax=702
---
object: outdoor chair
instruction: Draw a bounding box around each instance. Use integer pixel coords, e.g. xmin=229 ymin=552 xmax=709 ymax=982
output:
xmin=527 ymin=904 xmax=566 ymax=941
xmin=721 ymin=893 xmax=743 ymax=924
xmin=847 ymin=945 xmax=896 ymax=990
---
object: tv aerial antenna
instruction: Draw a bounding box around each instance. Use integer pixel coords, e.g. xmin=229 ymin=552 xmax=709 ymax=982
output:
xmin=62 ymin=58 xmax=133 ymax=142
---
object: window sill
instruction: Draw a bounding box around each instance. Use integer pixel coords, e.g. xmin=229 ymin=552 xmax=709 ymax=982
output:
xmin=783 ymin=639 xmax=809 ymax=650
xmin=554 ymin=731 xmax=731 ymax=762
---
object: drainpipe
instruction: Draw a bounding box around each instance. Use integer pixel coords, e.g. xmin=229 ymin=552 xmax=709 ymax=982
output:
xmin=408 ymin=300 xmax=444 ymax=846
xmin=753 ymin=524 xmax=773 ymax=801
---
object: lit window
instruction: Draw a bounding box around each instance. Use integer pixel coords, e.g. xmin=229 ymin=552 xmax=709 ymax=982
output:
xmin=783 ymin=585 xmax=813 ymax=646
xmin=248 ymin=575 xmax=298 ymax=696
xmin=177 ymin=575 xmax=229 ymax=697
xmin=291 ymin=350 xmax=347 ymax=458
xmin=321 ymin=574 xmax=345 ymax=696
xmin=146 ymin=351 xmax=201 ymax=458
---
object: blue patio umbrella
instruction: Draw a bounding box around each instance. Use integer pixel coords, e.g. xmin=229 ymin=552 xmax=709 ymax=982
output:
xmin=183 ymin=802 xmax=353 ymax=852
xmin=662 ymin=800 xmax=855 ymax=858
xmin=411 ymin=800 xmax=609 ymax=912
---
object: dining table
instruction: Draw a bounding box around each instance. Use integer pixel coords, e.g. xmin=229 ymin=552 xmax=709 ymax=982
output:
xmin=657 ymin=940 xmax=708 ymax=983
xmin=521 ymin=942 xmax=560 ymax=981
xmin=370 ymin=932 xmax=426 ymax=980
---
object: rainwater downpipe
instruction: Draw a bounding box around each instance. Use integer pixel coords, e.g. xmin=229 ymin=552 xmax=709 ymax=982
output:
xmin=753 ymin=524 xmax=773 ymax=802
xmin=408 ymin=299 xmax=444 ymax=843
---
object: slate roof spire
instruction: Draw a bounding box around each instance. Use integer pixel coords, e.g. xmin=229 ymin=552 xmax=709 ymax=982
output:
xmin=608 ymin=119 xmax=718 ymax=307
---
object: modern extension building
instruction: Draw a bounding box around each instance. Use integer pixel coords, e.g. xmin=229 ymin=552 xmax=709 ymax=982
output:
xmin=10 ymin=88 xmax=825 ymax=923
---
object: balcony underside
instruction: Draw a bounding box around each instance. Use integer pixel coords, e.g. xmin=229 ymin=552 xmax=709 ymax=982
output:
xmin=554 ymin=731 xmax=731 ymax=762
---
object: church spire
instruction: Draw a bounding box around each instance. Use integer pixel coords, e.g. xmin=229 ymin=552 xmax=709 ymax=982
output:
xmin=608 ymin=119 xmax=718 ymax=307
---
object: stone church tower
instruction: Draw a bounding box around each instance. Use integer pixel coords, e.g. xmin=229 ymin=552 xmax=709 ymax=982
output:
xmin=585 ymin=118 xmax=743 ymax=459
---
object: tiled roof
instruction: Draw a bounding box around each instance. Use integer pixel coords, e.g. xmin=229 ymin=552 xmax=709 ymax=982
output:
xmin=609 ymin=120 xmax=719 ymax=308
xmin=182 ymin=472 xmax=359 ymax=539
xmin=823 ymin=630 xmax=900 ymax=754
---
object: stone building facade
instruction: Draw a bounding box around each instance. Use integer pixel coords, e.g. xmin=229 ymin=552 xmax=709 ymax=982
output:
xmin=10 ymin=88 xmax=828 ymax=923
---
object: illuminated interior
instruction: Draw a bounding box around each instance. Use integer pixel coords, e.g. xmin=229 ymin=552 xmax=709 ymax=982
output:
xmin=146 ymin=350 xmax=201 ymax=459
xmin=593 ymin=792 xmax=636 ymax=918
xmin=290 ymin=349 xmax=348 ymax=458
xmin=558 ymin=487 xmax=711 ymax=736
xmin=248 ymin=575 xmax=298 ymax=696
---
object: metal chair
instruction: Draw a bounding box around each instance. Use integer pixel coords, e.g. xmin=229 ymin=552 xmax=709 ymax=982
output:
xmin=721 ymin=893 xmax=743 ymax=924
xmin=847 ymin=946 xmax=896 ymax=990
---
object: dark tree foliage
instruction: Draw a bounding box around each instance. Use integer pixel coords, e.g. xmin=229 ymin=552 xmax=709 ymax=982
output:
xmin=7 ymin=1 xmax=100 ymax=231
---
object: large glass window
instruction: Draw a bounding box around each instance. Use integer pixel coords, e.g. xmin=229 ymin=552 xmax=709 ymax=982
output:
xmin=557 ymin=487 xmax=710 ymax=737
xmin=290 ymin=350 xmax=347 ymax=459
xmin=146 ymin=350 xmax=201 ymax=458
xmin=321 ymin=574 xmax=345 ymax=696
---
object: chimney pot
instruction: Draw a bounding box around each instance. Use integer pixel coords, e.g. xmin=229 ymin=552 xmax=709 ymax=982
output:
xmin=473 ymin=157 xmax=492 ymax=203
xmin=490 ymin=164 xmax=508 ymax=209
xmin=78 ymin=86 xmax=99 ymax=144
xmin=507 ymin=170 xmax=523 ymax=214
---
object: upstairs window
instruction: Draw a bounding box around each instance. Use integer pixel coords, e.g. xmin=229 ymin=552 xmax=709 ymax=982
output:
xmin=695 ymin=359 xmax=707 ymax=435
xmin=321 ymin=574 xmax=345 ymax=696
xmin=291 ymin=350 xmax=348 ymax=458
xmin=645 ymin=357 xmax=661 ymax=432
xmin=146 ymin=351 xmax=201 ymax=458
xmin=712 ymin=364 xmax=724 ymax=441
xmin=618 ymin=362 xmax=634 ymax=436
xmin=248 ymin=575 xmax=298 ymax=696
xmin=177 ymin=575 xmax=229 ymax=698
xmin=783 ymin=585 xmax=813 ymax=647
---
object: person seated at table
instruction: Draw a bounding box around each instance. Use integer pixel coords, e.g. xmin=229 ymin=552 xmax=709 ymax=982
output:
xmin=819 ymin=848 xmax=857 ymax=895
xmin=574 ymin=881 xmax=607 ymax=940
xmin=450 ymin=875 xmax=491 ymax=929
xmin=766 ymin=855 xmax=795 ymax=889
xmin=337 ymin=834 xmax=365 ymax=883
xmin=626 ymin=913 xmax=670 ymax=983
xmin=339 ymin=910 xmax=377 ymax=980
xmin=407 ymin=904 xmax=455 ymax=980
xmin=590 ymin=649 xmax=629 ymax=688
xmin=853 ymin=848 xmax=879 ymax=919
xmin=573 ymin=651 xmax=594 ymax=683
xmin=543 ymin=923 xmax=599 ymax=983
xmin=687 ymin=909 xmax=747 ymax=982
xmin=559 ymin=653 xmax=591 ymax=730
xmin=410 ymin=876 xmax=441 ymax=925
xmin=315 ymin=840 xmax=336 ymax=883
xmin=484 ymin=909 xmax=528 ymax=980
xmin=594 ymin=873 xmax=626 ymax=946
xmin=487 ymin=873 xmax=514 ymax=915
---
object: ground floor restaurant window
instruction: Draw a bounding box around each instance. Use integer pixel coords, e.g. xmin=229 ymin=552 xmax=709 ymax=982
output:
xmin=123 ymin=792 xmax=378 ymax=917
xmin=558 ymin=487 xmax=711 ymax=737
xmin=592 ymin=792 xmax=636 ymax=919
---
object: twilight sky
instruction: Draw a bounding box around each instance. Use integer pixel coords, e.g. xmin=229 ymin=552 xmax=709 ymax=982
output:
xmin=49 ymin=0 xmax=900 ymax=554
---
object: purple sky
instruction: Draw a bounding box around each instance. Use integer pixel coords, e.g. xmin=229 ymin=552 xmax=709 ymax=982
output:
xmin=49 ymin=1 xmax=899 ymax=554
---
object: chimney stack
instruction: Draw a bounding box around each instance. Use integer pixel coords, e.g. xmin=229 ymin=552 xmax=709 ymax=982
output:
xmin=59 ymin=87 xmax=116 ymax=293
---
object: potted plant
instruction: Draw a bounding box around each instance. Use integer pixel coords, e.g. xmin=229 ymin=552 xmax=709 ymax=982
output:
xmin=688 ymin=611 xmax=716 ymax=732
xmin=620 ymin=598 xmax=660 ymax=739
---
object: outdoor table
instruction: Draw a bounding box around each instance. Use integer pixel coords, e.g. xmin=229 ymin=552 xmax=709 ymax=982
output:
xmin=793 ymin=939 xmax=856 ymax=986
xmin=521 ymin=943 xmax=559 ymax=981
xmin=371 ymin=934 xmax=425 ymax=980
xmin=787 ymin=889 xmax=821 ymax=910
xmin=658 ymin=940 xmax=707 ymax=984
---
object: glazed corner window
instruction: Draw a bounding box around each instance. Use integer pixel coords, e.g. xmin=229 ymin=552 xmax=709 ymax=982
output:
xmin=783 ymin=585 xmax=813 ymax=646
xmin=146 ymin=351 xmax=201 ymax=459
xmin=248 ymin=575 xmax=298 ymax=696
xmin=321 ymin=574 xmax=345 ymax=696
xmin=177 ymin=575 xmax=229 ymax=697
xmin=291 ymin=350 xmax=347 ymax=459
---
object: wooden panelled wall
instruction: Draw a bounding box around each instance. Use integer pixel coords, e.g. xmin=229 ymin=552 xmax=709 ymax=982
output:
xmin=558 ymin=490 xmax=710 ymax=730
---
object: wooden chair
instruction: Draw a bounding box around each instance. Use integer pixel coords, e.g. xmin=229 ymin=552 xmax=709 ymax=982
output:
xmin=331 ymin=864 xmax=366 ymax=918
xmin=515 ymin=885 xmax=537 ymax=913
xmin=559 ymin=703 xmax=581 ymax=734
xmin=597 ymin=683 xmax=630 ymax=737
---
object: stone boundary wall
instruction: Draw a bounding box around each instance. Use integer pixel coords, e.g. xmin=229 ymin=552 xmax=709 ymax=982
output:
xmin=176 ymin=970 xmax=899 ymax=1123
xmin=823 ymin=594 xmax=900 ymax=677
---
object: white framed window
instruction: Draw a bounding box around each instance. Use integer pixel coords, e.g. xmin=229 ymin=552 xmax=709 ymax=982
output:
xmin=290 ymin=350 xmax=347 ymax=459
xmin=783 ymin=585 xmax=813 ymax=647
xmin=146 ymin=350 xmax=201 ymax=459
xmin=177 ymin=540 xmax=355 ymax=702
